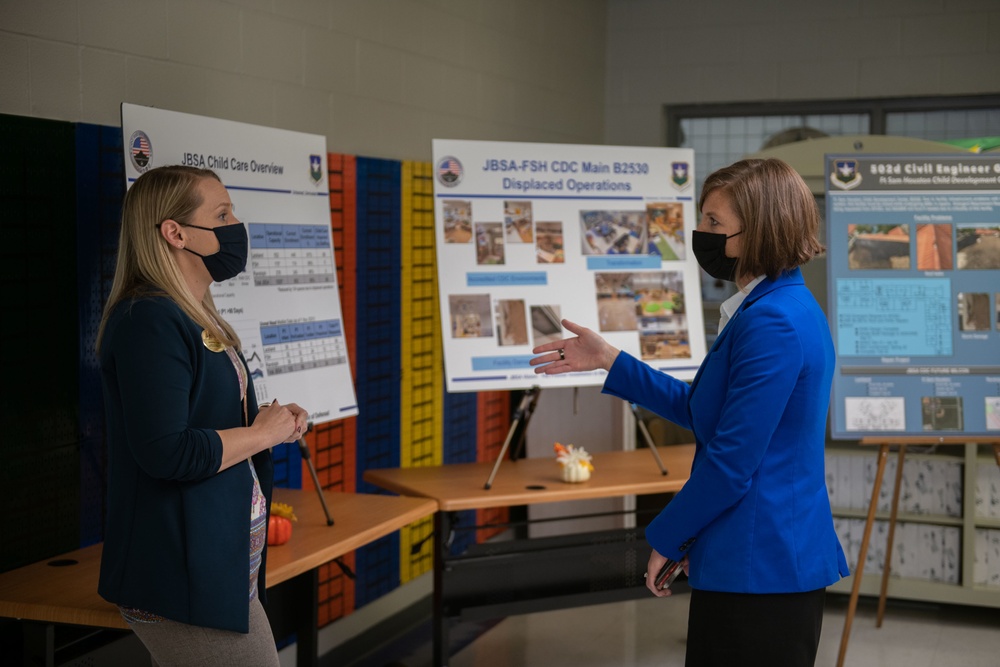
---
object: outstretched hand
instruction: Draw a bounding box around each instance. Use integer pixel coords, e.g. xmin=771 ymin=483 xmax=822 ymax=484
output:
xmin=529 ymin=319 xmax=619 ymax=375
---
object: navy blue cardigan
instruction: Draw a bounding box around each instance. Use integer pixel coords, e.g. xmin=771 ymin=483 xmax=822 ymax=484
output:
xmin=98 ymin=296 xmax=273 ymax=633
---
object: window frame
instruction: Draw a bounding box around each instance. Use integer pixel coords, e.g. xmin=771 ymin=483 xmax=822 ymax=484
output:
xmin=665 ymin=94 xmax=1000 ymax=147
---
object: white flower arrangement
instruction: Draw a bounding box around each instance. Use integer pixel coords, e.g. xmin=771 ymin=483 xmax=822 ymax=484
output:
xmin=554 ymin=442 xmax=594 ymax=483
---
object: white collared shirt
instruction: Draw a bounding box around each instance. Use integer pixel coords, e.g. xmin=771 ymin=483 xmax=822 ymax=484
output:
xmin=718 ymin=275 xmax=765 ymax=333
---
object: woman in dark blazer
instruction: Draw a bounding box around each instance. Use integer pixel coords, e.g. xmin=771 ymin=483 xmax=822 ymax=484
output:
xmin=97 ymin=165 xmax=308 ymax=666
xmin=532 ymin=158 xmax=849 ymax=667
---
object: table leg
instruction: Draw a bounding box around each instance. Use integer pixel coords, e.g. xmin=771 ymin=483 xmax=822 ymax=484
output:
xmin=433 ymin=511 xmax=451 ymax=667
xmin=264 ymin=569 xmax=319 ymax=667
xmin=22 ymin=622 xmax=55 ymax=667
xmin=877 ymin=445 xmax=906 ymax=628
xmin=837 ymin=444 xmax=889 ymax=667
xmin=296 ymin=569 xmax=319 ymax=667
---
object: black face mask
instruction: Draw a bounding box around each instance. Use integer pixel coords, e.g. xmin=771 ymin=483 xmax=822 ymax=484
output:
xmin=183 ymin=223 xmax=248 ymax=282
xmin=692 ymin=230 xmax=742 ymax=282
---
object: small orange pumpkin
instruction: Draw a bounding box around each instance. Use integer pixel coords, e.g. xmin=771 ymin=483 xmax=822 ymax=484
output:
xmin=267 ymin=502 xmax=297 ymax=546
xmin=267 ymin=515 xmax=292 ymax=545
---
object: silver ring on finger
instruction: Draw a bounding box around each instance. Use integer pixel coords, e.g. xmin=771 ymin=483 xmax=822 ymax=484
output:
xmin=558 ymin=348 xmax=565 ymax=360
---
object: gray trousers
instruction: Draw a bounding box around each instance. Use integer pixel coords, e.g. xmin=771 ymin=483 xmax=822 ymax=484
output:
xmin=128 ymin=597 xmax=279 ymax=667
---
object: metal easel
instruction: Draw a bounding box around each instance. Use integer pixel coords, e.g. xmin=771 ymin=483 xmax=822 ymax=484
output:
xmin=630 ymin=402 xmax=669 ymax=475
xmin=484 ymin=386 xmax=542 ymax=489
xmin=295 ymin=425 xmax=355 ymax=579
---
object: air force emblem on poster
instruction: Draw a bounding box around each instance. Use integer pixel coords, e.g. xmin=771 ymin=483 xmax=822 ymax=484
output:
xmin=831 ymin=159 xmax=862 ymax=190
xmin=129 ymin=130 xmax=152 ymax=173
xmin=309 ymin=154 xmax=323 ymax=184
xmin=437 ymin=156 xmax=463 ymax=187
xmin=671 ymin=161 xmax=690 ymax=190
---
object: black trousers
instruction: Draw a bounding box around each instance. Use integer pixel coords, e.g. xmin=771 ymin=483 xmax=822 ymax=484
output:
xmin=685 ymin=588 xmax=826 ymax=667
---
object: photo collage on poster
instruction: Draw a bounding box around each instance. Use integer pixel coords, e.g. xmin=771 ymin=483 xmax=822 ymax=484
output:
xmin=827 ymin=154 xmax=1000 ymax=438
xmin=434 ymin=140 xmax=704 ymax=392
xmin=444 ymin=200 xmax=691 ymax=360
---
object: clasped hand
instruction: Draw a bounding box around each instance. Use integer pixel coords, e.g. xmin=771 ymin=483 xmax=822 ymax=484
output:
xmin=254 ymin=400 xmax=309 ymax=445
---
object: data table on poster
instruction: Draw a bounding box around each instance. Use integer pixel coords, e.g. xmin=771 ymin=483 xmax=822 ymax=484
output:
xmin=836 ymin=278 xmax=952 ymax=357
xmin=250 ymin=222 xmax=336 ymax=286
xmin=261 ymin=320 xmax=348 ymax=376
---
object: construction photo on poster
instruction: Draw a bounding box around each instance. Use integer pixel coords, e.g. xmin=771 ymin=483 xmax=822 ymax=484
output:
xmin=826 ymin=153 xmax=1000 ymax=438
xmin=433 ymin=139 xmax=706 ymax=392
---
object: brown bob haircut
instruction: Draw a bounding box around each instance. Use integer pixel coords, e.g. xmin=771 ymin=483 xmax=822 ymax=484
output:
xmin=699 ymin=158 xmax=823 ymax=281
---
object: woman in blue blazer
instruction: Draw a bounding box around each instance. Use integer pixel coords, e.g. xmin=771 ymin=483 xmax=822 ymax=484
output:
xmin=97 ymin=165 xmax=308 ymax=666
xmin=532 ymin=158 xmax=849 ymax=667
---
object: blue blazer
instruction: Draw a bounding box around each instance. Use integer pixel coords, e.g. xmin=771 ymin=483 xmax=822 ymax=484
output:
xmin=604 ymin=268 xmax=849 ymax=594
xmin=98 ymin=296 xmax=274 ymax=633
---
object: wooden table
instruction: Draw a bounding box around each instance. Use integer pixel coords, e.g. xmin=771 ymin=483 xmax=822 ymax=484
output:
xmin=366 ymin=444 xmax=694 ymax=510
xmin=0 ymin=488 xmax=436 ymax=667
xmin=365 ymin=445 xmax=695 ymax=667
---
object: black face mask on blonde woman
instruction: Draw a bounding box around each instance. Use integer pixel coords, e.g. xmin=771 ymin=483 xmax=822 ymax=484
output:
xmin=183 ymin=222 xmax=249 ymax=282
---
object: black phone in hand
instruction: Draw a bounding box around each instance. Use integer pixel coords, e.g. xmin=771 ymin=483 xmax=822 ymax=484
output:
xmin=654 ymin=558 xmax=682 ymax=590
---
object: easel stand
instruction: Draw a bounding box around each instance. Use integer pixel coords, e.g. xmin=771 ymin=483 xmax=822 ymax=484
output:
xmin=836 ymin=436 xmax=1000 ymax=667
xmin=630 ymin=403 xmax=669 ymax=476
xmin=296 ymin=426 xmax=335 ymax=526
xmin=484 ymin=387 xmax=541 ymax=490
xmin=297 ymin=430 xmax=356 ymax=578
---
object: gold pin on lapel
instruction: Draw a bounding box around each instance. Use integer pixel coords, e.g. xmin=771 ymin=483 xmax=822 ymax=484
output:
xmin=201 ymin=330 xmax=225 ymax=352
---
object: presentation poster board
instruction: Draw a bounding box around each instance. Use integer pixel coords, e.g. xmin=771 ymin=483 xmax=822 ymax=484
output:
xmin=121 ymin=103 xmax=357 ymax=424
xmin=825 ymin=153 xmax=1000 ymax=439
xmin=432 ymin=139 xmax=705 ymax=392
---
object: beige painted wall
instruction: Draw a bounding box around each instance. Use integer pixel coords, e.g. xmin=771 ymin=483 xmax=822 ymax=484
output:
xmin=9 ymin=1 xmax=995 ymax=158
xmin=0 ymin=0 xmax=607 ymax=161
xmin=605 ymin=0 xmax=1000 ymax=147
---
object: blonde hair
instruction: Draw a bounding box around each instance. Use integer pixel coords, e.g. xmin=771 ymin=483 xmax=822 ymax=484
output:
xmin=96 ymin=165 xmax=241 ymax=351
xmin=699 ymin=158 xmax=823 ymax=280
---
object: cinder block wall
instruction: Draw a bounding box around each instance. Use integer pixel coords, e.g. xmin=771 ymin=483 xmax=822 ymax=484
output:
xmin=0 ymin=0 xmax=607 ymax=161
